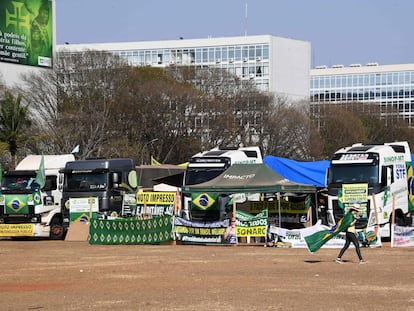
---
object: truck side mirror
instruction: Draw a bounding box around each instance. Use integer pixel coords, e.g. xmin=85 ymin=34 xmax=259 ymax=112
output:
xmin=112 ymin=172 xmax=119 ymax=188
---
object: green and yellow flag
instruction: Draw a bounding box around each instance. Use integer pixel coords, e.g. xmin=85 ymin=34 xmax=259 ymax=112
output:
xmin=35 ymin=155 xmax=45 ymax=189
xmin=151 ymin=156 xmax=161 ymax=166
xmin=304 ymin=212 xmax=354 ymax=253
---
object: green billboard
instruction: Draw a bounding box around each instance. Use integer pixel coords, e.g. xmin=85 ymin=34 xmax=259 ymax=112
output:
xmin=0 ymin=0 xmax=53 ymax=67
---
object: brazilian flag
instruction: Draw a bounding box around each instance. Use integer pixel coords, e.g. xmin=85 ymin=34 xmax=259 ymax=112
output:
xmin=5 ymin=194 xmax=29 ymax=214
xmin=304 ymin=212 xmax=354 ymax=253
xmin=32 ymin=190 xmax=43 ymax=206
xmin=35 ymin=155 xmax=46 ymax=189
xmin=191 ymin=193 xmax=219 ymax=210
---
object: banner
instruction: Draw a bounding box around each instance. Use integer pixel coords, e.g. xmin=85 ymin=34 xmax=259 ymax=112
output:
xmin=174 ymin=217 xmax=227 ymax=244
xmin=69 ymin=197 xmax=99 ymax=222
xmin=136 ymin=192 xmax=175 ymax=215
xmin=341 ymin=183 xmax=368 ymax=216
xmin=236 ymin=209 xmax=268 ymax=237
xmin=89 ymin=215 xmax=173 ymax=245
xmin=391 ymin=225 xmax=414 ymax=247
xmin=0 ymin=0 xmax=53 ymax=67
xmin=0 ymin=223 xmax=34 ymax=236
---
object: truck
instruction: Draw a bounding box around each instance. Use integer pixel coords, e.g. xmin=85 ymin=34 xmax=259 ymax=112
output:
xmin=0 ymin=154 xmax=75 ymax=239
xmin=60 ymin=158 xmax=138 ymax=233
xmin=181 ymin=146 xmax=263 ymax=221
xmin=326 ymin=141 xmax=413 ymax=239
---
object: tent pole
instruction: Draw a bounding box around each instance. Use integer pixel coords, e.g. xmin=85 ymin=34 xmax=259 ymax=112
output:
xmin=277 ymin=192 xmax=281 ymax=228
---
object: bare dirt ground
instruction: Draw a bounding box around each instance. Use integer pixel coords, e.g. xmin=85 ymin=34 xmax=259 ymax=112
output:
xmin=0 ymin=240 xmax=413 ymax=311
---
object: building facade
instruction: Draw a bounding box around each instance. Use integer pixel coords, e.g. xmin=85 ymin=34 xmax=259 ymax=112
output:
xmin=57 ymin=35 xmax=311 ymax=102
xmin=310 ymin=63 xmax=414 ymax=126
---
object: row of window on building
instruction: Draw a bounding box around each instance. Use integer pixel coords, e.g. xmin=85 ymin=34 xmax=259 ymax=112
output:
xmin=113 ymin=44 xmax=269 ymax=66
xmin=311 ymin=87 xmax=414 ymax=101
xmin=311 ymin=71 xmax=414 ymax=89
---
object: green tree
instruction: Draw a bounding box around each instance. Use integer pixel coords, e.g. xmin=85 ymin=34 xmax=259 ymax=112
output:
xmin=0 ymin=91 xmax=31 ymax=168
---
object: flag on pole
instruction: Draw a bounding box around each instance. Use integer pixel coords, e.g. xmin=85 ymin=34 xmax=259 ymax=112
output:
xmin=304 ymin=212 xmax=354 ymax=253
xmin=71 ymin=145 xmax=80 ymax=154
xmin=35 ymin=155 xmax=46 ymax=189
xmin=151 ymin=156 xmax=161 ymax=166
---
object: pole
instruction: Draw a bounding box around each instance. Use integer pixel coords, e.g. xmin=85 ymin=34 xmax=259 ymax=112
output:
xmin=391 ymin=193 xmax=396 ymax=247
xmin=140 ymin=138 xmax=159 ymax=165
xmin=277 ymin=192 xmax=281 ymax=228
xmin=370 ymin=193 xmax=379 ymax=245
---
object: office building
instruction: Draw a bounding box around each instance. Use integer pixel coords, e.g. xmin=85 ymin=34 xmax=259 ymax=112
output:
xmin=310 ymin=63 xmax=414 ymax=125
xmin=58 ymin=35 xmax=311 ymax=102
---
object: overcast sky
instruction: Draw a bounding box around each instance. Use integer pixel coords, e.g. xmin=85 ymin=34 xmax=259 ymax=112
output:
xmin=56 ymin=0 xmax=414 ymax=68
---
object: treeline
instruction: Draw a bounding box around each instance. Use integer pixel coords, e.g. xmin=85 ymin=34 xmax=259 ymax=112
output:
xmin=0 ymin=50 xmax=413 ymax=169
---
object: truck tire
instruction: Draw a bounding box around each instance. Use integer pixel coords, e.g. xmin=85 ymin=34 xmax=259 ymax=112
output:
xmin=50 ymin=217 xmax=64 ymax=240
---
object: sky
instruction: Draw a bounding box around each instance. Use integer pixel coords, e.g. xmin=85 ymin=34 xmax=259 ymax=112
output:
xmin=56 ymin=0 xmax=414 ymax=68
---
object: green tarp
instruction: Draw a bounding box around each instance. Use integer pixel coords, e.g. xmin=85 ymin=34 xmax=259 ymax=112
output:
xmin=184 ymin=164 xmax=316 ymax=194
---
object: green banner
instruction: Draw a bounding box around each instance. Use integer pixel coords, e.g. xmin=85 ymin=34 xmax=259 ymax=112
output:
xmin=236 ymin=209 xmax=268 ymax=237
xmin=5 ymin=194 xmax=29 ymax=214
xmin=173 ymin=217 xmax=228 ymax=244
xmin=89 ymin=215 xmax=174 ymax=245
xmin=0 ymin=0 xmax=53 ymax=67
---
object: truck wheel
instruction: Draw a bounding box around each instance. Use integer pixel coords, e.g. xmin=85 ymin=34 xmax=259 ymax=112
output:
xmin=50 ymin=217 xmax=64 ymax=240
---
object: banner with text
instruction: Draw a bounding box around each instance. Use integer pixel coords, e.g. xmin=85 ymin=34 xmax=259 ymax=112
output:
xmin=236 ymin=209 xmax=268 ymax=237
xmin=136 ymin=192 xmax=175 ymax=215
xmin=174 ymin=217 xmax=228 ymax=244
xmin=391 ymin=224 xmax=414 ymax=247
xmin=0 ymin=0 xmax=53 ymax=67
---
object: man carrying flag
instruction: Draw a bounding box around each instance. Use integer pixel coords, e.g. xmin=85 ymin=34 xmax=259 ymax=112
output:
xmin=304 ymin=203 xmax=367 ymax=264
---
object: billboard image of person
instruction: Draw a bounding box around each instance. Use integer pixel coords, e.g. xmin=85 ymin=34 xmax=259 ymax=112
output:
xmin=0 ymin=0 xmax=53 ymax=68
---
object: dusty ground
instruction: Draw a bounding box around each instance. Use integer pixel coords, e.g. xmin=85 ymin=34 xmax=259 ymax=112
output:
xmin=0 ymin=240 xmax=412 ymax=311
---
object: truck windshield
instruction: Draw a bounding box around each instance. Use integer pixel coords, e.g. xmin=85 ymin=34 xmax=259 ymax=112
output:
xmin=64 ymin=172 xmax=107 ymax=191
xmin=2 ymin=175 xmax=39 ymax=191
xmin=185 ymin=168 xmax=225 ymax=185
xmin=329 ymin=165 xmax=379 ymax=184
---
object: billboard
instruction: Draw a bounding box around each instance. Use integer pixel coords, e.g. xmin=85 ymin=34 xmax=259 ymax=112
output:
xmin=0 ymin=0 xmax=53 ymax=68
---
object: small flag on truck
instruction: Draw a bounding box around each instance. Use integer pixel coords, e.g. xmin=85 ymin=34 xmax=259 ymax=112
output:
xmin=35 ymin=155 xmax=45 ymax=189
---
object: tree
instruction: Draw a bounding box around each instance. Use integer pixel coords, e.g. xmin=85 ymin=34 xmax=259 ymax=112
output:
xmin=311 ymin=101 xmax=414 ymax=158
xmin=20 ymin=50 xmax=130 ymax=159
xmin=0 ymin=91 xmax=31 ymax=168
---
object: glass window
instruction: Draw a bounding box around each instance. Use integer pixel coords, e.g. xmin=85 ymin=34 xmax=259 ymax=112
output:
xmin=215 ymin=48 xmax=221 ymax=61
xmin=235 ymin=46 xmax=242 ymax=61
xmin=235 ymin=66 xmax=242 ymax=76
xmin=228 ymin=47 xmax=235 ymax=60
xmin=256 ymin=66 xmax=262 ymax=77
xmin=249 ymin=46 xmax=255 ymax=60
xmin=263 ymin=65 xmax=269 ymax=77
xmin=404 ymin=72 xmax=411 ymax=84
xmin=256 ymin=45 xmax=262 ymax=58
xmin=242 ymin=46 xmax=248 ymax=60
xmin=263 ymin=45 xmax=269 ymax=59
xmin=195 ymin=48 xmax=201 ymax=63
xmin=209 ymin=48 xmax=214 ymax=62
xmin=242 ymin=66 xmax=248 ymax=77
xmin=151 ymin=51 xmax=157 ymax=64
xmin=221 ymin=47 xmax=227 ymax=62
xmin=176 ymin=49 xmax=182 ymax=63
xmin=145 ymin=51 xmax=151 ymax=64
xmin=202 ymin=48 xmax=208 ymax=63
